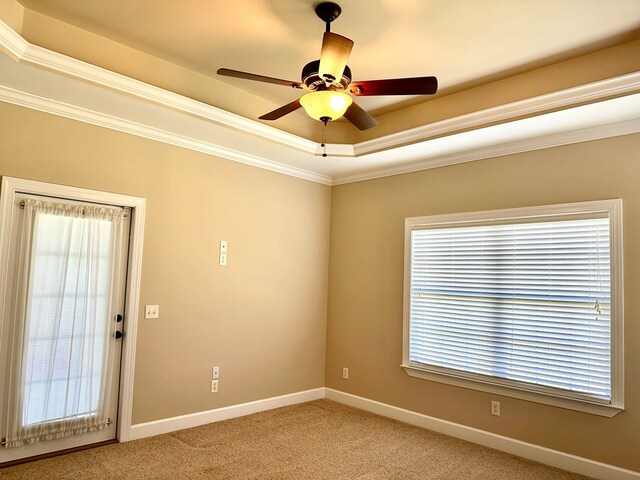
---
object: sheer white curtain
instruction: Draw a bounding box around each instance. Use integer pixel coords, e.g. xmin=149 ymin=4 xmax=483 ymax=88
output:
xmin=3 ymin=198 xmax=126 ymax=448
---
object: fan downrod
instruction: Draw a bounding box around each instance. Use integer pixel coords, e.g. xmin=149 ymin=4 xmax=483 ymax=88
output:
xmin=315 ymin=2 xmax=342 ymax=31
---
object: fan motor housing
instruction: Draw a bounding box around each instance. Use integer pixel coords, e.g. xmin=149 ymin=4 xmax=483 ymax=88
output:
xmin=302 ymin=59 xmax=352 ymax=91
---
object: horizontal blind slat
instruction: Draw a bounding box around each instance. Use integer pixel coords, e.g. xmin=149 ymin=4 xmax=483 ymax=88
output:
xmin=409 ymin=215 xmax=612 ymax=400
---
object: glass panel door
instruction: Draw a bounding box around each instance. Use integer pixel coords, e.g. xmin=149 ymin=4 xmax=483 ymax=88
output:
xmin=0 ymin=194 xmax=130 ymax=463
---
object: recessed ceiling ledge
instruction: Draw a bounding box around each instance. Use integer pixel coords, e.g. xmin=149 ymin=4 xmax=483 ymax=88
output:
xmin=2 ymin=19 xmax=639 ymax=162
xmin=353 ymin=71 xmax=640 ymax=157
xmin=0 ymin=19 xmax=319 ymax=155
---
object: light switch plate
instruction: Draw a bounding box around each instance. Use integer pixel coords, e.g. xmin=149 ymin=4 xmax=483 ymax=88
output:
xmin=220 ymin=240 xmax=228 ymax=253
xmin=145 ymin=304 xmax=159 ymax=319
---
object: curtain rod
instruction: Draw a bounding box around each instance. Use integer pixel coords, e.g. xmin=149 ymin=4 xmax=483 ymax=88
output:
xmin=19 ymin=200 xmax=132 ymax=216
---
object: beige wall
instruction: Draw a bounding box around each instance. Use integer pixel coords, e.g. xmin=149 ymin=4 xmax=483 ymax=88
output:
xmin=0 ymin=101 xmax=331 ymax=424
xmin=326 ymin=133 xmax=640 ymax=472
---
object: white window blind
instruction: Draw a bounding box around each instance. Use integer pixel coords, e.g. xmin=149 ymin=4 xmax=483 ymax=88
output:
xmin=404 ymin=201 xmax=623 ymax=410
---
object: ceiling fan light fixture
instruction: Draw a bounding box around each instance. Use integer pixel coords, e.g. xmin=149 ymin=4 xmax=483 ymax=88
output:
xmin=300 ymin=90 xmax=352 ymax=122
xmin=217 ymin=2 xmax=437 ymax=132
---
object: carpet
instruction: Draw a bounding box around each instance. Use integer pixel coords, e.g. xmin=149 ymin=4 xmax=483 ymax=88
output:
xmin=0 ymin=399 xmax=592 ymax=479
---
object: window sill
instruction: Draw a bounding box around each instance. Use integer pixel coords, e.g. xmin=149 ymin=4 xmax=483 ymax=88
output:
xmin=402 ymin=364 xmax=624 ymax=418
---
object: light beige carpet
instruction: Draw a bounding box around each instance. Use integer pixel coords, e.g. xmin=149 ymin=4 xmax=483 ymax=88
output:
xmin=0 ymin=399 xmax=592 ymax=479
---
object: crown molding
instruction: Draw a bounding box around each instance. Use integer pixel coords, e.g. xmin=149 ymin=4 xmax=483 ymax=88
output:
xmin=0 ymin=19 xmax=639 ymax=186
xmin=353 ymin=71 xmax=640 ymax=157
xmin=333 ymin=118 xmax=640 ymax=185
xmin=0 ymin=19 xmax=27 ymax=60
xmin=2 ymin=19 xmax=640 ymax=161
xmin=0 ymin=21 xmax=318 ymax=156
xmin=0 ymin=85 xmax=332 ymax=185
xmin=315 ymin=143 xmax=355 ymax=157
xmin=3 ymin=77 xmax=637 ymax=187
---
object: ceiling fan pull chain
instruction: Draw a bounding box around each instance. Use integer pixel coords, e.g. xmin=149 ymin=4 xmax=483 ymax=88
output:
xmin=321 ymin=119 xmax=328 ymax=157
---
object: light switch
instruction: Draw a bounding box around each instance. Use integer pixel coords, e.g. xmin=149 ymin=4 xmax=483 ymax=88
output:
xmin=220 ymin=240 xmax=228 ymax=253
xmin=145 ymin=304 xmax=159 ymax=319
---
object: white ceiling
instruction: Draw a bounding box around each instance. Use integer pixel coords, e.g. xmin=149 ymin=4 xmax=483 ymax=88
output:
xmin=15 ymin=0 xmax=640 ymax=118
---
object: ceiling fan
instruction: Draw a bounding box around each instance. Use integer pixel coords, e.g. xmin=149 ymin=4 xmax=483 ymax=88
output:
xmin=217 ymin=2 xmax=438 ymax=132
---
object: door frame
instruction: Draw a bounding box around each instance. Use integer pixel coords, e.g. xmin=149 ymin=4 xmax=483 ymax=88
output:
xmin=0 ymin=176 xmax=146 ymax=443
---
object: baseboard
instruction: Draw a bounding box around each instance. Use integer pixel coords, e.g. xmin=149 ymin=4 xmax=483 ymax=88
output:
xmin=127 ymin=386 xmax=639 ymax=479
xmin=128 ymin=387 xmax=325 ymax=441
xmin=325 ymin=388 xmax=640 ymax=480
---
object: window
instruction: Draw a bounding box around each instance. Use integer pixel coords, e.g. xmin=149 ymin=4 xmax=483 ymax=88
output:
xmin=402 ymin=200 xmax=623 ymax=416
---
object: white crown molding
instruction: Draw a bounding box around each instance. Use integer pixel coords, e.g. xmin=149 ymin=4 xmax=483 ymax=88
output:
xmin=354 ymin=71 xmax=640 ymax=156
xmin=332 ymin=117 xmax=640 ymax=185
xmin=315 ymin=142 xmax=355 ymax=157
xmin=0 ymin=19 xmax=27 ymax=60
xmin=2 ymin=19 xmax=640 ymax=160
xmin=0 ymin=19 xmax=639 ymax=186
xmin=2 ymin=78 xmax=638 ymax=187
xmin=326 ymin=389 xmax=640 ymax=480
xmin=0 ymin=85 xmax=332 ymax=185
xmin=0 ymin=21 xmax=318 ymax=155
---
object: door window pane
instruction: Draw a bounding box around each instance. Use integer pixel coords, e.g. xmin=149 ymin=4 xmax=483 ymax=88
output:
xmin=22 ymin=213 xmax=113 ymax=426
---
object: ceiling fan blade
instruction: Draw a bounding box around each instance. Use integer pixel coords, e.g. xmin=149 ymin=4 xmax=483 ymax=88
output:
xmin=318 ymin=32 xmax=354 ymax=84
xmin=349 ymin=76 xmax=438 ymax=96
xmin=258 ymin=99 xmax=302 ymax=121
xmin=217 ymin=68 xmax=303 ymax=89
xmin=344 ymin=101 xmax=378 ymax=131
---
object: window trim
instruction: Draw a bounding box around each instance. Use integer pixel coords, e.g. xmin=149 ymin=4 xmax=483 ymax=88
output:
xmin=402 ymin=200 xmax=624 ymax=417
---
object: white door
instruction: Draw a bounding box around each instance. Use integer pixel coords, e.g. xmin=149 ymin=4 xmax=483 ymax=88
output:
xmin=0 ymin=193 xmax=130 ymax=463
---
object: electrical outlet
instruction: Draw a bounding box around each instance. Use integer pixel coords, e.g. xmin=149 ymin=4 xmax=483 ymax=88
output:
xmin=212 ymin=366 xmax=219 ymax=380
xmin=342 ymin=367 xmax=349 ymax=379
xmin=211 ymin=379 xmax=219 ymax=393
xmin=145 ymin=304 xmax=159 ymax=319
xmin=491 ymin=400 xmax=501 ymax=416
xmin=219 ymin=253 xmax=227 ymax=266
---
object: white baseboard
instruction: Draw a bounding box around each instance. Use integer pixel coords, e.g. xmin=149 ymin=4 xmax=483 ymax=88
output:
xmin=128 ymin=387 xmax=324 ymax=441
xmin=127 ymin=386 xmax=639 ymax=479
xmin=325 ymin=388 xmax=640 ymax=480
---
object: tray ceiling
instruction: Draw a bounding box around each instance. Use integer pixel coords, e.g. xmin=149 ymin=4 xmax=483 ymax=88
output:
xmin=15 ymin=0 xmax=640 ymax=122
xmin=1 ymin=1 xmax=639 ymax=184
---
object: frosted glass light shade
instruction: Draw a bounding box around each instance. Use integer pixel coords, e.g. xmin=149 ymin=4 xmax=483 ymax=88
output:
xmin=300 ymin=91 xmax=353 ymax=121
